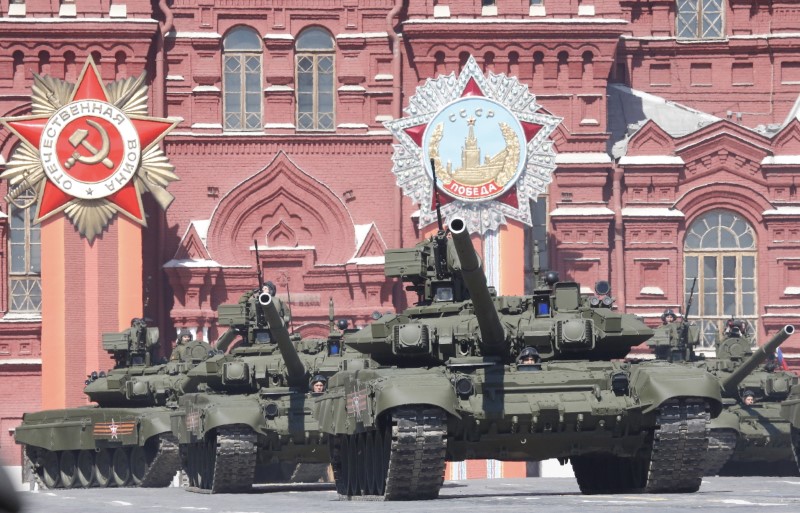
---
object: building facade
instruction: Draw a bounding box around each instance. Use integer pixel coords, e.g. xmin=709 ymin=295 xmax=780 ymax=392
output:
xmin=2 ymin=0 xmax=800 ymax=466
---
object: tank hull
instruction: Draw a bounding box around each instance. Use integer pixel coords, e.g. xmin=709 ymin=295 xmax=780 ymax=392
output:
xmin=172 ymin=391 xmax=330 ymax=492
xmin=16 ymin=406 xmax=179 ymax=489
xmin=316 ymin=360 xmax=721 ymax=497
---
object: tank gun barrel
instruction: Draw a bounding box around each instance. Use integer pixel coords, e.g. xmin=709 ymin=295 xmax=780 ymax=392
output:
xmin=259 ymin=293 xmax=307 ymax=386
xmin=722 ymin=324 xmax=795 ymax=395
xmin=449 ymin=217 xmax=507 ymax=356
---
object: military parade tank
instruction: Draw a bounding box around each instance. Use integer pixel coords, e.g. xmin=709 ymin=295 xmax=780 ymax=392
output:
xmin=15 ymin=318 xmax=213 ymax=489
xmin=779 ymin=383 xmax=800 ymax=473
xmin=315 ymin=217 xmax=723 ymax=500
xmin=171 ymin=284 xmax=338 ymax=492
xmin=649 ymin=316 xmax=797 ymax=476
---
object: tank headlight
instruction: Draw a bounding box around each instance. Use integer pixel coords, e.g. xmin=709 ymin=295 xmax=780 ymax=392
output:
xmin=455 ymin=376 xmax=474 ymax=398
xmin=264 ymin=402 xmax=279 ymax=419
xmin=589 ymin=297 xmax=600 ymax=307
xmin=611 ymin=372 xmax=629 ymax=396
xmin=601 ymin=296 xmax=614 ymax=307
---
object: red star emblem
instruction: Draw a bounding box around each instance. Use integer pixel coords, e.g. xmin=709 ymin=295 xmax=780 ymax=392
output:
xmin=400 ymin=78 xmax=542 ymax=211
xmin=1 ymin=58 xmax=177 ymax=225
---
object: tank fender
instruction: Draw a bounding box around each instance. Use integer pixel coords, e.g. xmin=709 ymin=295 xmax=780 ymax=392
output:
xmin=372 ymin=378 xmax=460 ymax=420
xmin=136 ymin=411 xmax=173 ymax=443
xmin=197 ymin=404 xmax=264 ymax=435
xmin=629 ymin=364 xmax=722 ymax=416
xmin=709 ymin=409 xmax=742 ymax=434
xmin=780 ymin=386 xmax=800 ymax=427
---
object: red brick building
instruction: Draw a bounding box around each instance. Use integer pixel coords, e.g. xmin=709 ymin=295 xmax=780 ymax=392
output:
xmin=2 ymin=0 xmax=800 ymax=467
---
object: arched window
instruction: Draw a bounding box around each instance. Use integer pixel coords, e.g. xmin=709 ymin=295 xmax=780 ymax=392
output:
xmin=8 ymin=192 xmax=41 ymax=314
xmin=295 ymin=27 xmax=334 ymax=131
xmin=677 ymin=0 xmax=724 ymax=39
xmin=223 ymin=27 xmax=263 ymax=131
xmin=684 ymin=209 xmax=756 ymax=348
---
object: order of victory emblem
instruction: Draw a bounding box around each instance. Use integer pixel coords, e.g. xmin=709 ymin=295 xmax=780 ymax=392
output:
xmin=384 ymin=56 xmax=562 ymax=233
xmin=0 ymin=57 xmax=180 ymax=240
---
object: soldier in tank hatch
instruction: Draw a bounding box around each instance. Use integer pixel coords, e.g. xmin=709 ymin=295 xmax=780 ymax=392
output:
xmin=516 ymin=346 xmax=542 ymax=370
xmin=742 ymin=389 xmax=756 ymax=406
xmin=311 ymin=374 xmax=327 ymax=394
xmin=171 ymin=328 xmax=193 ymax=361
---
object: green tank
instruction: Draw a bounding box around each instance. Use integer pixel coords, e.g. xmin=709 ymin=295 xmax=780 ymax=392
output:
xmin=649 ymin=317 xmax=797 ymax=476
xmin=315 ymin=217 xmax=724 ymax=500
xmin=15 ymin=318 xmax=213 ymax=489
xmin=779 ymin=383 xmax=800 ymax=473
xmin=171 ymin=289 xmax=337 ymax=492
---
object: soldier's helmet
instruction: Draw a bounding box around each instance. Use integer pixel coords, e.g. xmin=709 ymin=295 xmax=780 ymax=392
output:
xmin=726 ymin=318 xmax=747 ymax=337
xmin=311 ymin=374 xmax=327 ymax=385
xmin=178 ymin=328 xmax=193 ymax=342
xmin=517 ymin=346 xmax=541 ymax=365
xmin=264 ymin=281 xmax=277 ymax=296
xmin=661 ymin=309 xmax=677 ymax=324
xmin=742 ymin=389 xmax=755 ymax=399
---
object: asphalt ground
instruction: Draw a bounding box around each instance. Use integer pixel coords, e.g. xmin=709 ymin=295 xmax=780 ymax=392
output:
xmin=5 ymin=477 xmax=800 ymax=513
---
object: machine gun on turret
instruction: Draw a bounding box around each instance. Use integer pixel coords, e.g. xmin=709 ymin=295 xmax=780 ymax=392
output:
xmin=101 ymin=317 xmax=159 ymax=368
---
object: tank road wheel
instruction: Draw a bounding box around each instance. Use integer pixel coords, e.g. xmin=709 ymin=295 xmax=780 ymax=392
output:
xmin=130 ymin=447 xmax=148 ymax=486
xmin=40 ymin=450 xmax=61 ymax=489
xmin=112 ymin=448 xmax=132 ymax=487
xmin=94 ymin=449 xmax=113 ymax=487
xmin=643 ymin=397 xmax=711 ymax=493
xmin=76 ymin=451 xmax=95 ymax=487
xmin=364 ymin=431 xmax=378 ymax=495
xmin=59 ymin=451 xmax=78 ymax=488
xmin=329 ymin=435 xmax=347 ymax=495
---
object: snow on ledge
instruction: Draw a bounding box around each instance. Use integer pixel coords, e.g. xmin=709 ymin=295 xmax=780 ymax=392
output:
xmin=762 ymin=156 xmax=800 ymax=165
xmin=763 ymin=206 xmax=800 ymax=216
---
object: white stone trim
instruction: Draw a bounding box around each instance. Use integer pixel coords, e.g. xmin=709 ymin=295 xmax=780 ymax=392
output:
xmin=762 ymin=155 xmax=800 ymax=165
xmin=578 ymin=5 xmax=596 ymax=16
xmin=640 ymin=286 xmax=664 ymax=295
xmin=193 ymin=85 xmax=220 ymax=93
xmin=264 ymin=33 xmax=294 ymax=40
xmin=263 ymin=122 xmax=296 ymax=129
xmin=338 ymin=85 xmax=366 ymax=92
xmin=434 ymin=5 xmax=451 ymax=18
xmin=405 ymin=17 xmax=627 ymax=25
xmin=109 ymin=4 xmax=127 ymax=18
xmin=336 ymin=32 xmax=389 ymax=39
xmin=550 ymin=206 xmax=615 ymax=216
xmin=374 ymin=74 xmax=394 ymax=81
xmin=265 ymin=85 xmax=293 ymax=92
xmin=168 ymin=31 xmax=222 ymax=39
xmin=8 ymin=3 xmax=26 ymax=16
xmin=337 ymin=123 xmax=369 ymax=129
xmin=619 ymin=155 xmax=684 ymax=165
xmin=166 ymin=75 xmax=185 ymax=81
xmin=763 ymin=206 xmax=800 ymax=216
xmin=529 ymin=5 xmax=546 ymax=17
xmin=555 ymin=152 xmax=611 ymax=164
xmin=59 ymin=3 xmax=77 ymax=17
xmin=0 ymin=359 xmax=42 ymax=365
xmin=622 ymin=207 xmax=685 ymax=217
xmin=481 ymin=5 xmax=498 ymax=17
xmin=190 ymin=122 xmax=222 ymax=129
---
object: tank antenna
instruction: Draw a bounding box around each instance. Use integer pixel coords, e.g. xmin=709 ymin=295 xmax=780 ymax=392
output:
xmin=431 ymin=158 xmax=444 ymax=231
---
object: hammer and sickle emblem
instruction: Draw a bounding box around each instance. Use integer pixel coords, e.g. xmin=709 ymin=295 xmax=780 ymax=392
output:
xmin=64 ymin=119 xmax=114 ymax=169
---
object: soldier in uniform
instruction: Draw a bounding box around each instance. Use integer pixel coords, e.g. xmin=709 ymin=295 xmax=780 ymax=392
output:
xmin=311 ymin=375 xmax=327 ymax=394
xmin=516 ymin=346 xmax=542 ymax=370
xmin=171 ymin=328 xmax=193 ymax=361
xmin=742 ymin=389 xmax=756 ymax=406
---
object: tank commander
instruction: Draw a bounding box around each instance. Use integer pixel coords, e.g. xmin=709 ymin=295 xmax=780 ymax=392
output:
xmin=661 ymin=308 xmax=678 ymax=325
xmin=311 ymin=374 xmax=327 ymax=394
xmin=516 ymin=346 xmax=542 ymax=370
xmin=725 ymin=318 xmax=747 ymax=338
xmin=170 ymin=328 xmax=193 ymax=361
xmin=742 ymin=389 xmax=755 ymax=406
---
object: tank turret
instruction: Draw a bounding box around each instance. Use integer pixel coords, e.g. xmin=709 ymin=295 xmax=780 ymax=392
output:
xmin=101 ymin=317 xmax=159 ymax=368
xmin=258 ymin=292 xmax=307 ymax=386
xmin=720 ymin=325 xmax=795 ymax=395
xmin=448 ymin=217 xmax=507 ymax=356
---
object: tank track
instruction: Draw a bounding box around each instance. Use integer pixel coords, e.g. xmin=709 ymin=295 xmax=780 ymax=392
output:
xmin=139 ymin=434 xmax=181 ymax=487
xmin=791 ymin=427 xmax=800 ymax=474
xmin=23 ymin=433 xmax=180 ymax=489
xmin=644 ymin=397 xmax=710 ymax=493
xmin=206 ymin=426 xmax=257 ymax=493
xmin=336 ymin=406 xmax=447 ymax=501
xmin=702 ymin=429 xmax=738 ymax=476
xmin=572 ymin=398 xmax=710 ymax=494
